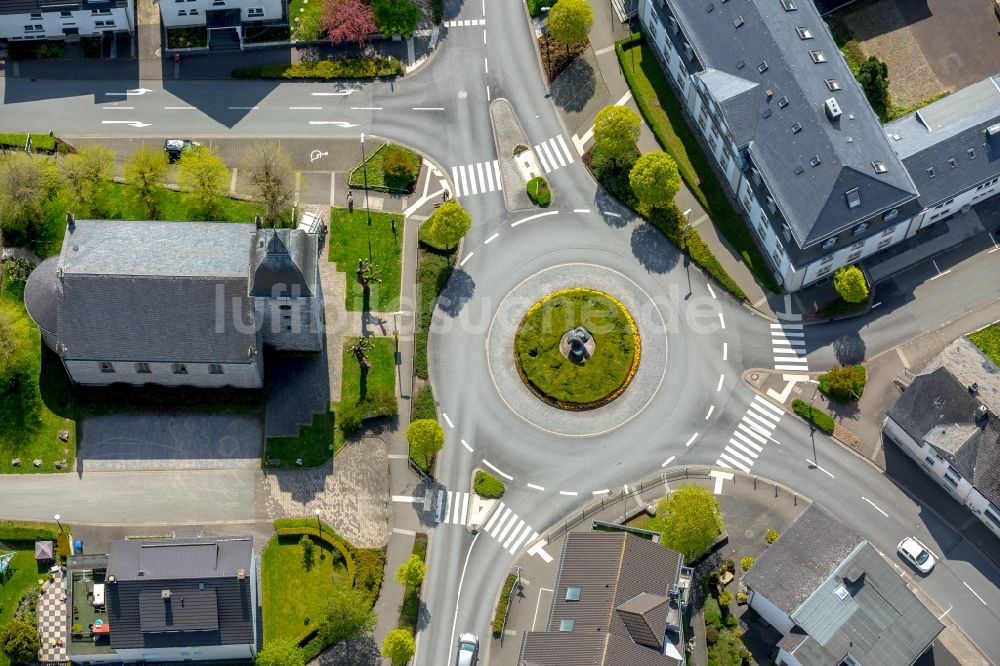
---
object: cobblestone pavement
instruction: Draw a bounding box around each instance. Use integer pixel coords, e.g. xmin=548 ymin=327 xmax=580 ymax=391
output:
xmin=258 ymin=436 xmax=391 ymax=548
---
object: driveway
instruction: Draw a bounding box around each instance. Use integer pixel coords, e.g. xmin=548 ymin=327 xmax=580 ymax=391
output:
xmin=79 ymin=413 xmax=263 ymax=471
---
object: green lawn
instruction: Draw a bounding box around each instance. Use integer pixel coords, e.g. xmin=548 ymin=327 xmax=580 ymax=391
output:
xmin=969 ymin=322 xmax=1000 ymax=369
xmin=617 ymin=35 xmax=779 ymax=293
xmin=0 ymin=545 xmax=44 ymax=666
xmin=289 ymin=0 xmax=324 ymax=40
xmin=263 ymin=410 xmax=336 ymax=469
xmin=261 ymin=534 xmax=351 ymax=644
xmin=414 ymin=246 xmax=456 ymax=379
xmin=340 ymin=336 xmax=397 ymax=414
xmin=515 ymin=289 xmax=638 ymax=405
xmin=348 ymin=144 xmax=421 ymax=194
xmin=328 ymin=207 xmax=404 ymax=312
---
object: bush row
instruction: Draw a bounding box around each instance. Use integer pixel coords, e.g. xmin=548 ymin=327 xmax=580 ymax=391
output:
xmin=232 ymin=57 xmax=403 ymax=80
xmin=0 ymin=133 xmax=67 ymax=154
xmin=491 ymin=573 xmax=518 ymax=638
xmin=0 ymin=520 xmax=61 ymax=543
xmin=791 ymin=399 xmax=835 ymax=435
xmin=411 ymin=384 xmax=437 ymax=421
xmin=414 ymin=246 xmax=456 ymax=379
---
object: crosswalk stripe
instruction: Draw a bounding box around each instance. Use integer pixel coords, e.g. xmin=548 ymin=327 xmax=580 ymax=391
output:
xmin=771 ymin=336 xmax=805 ymax=345
xmin=451 ymin=166 xmax=460 ymax=194
xmin=772 ymin=330 xmax=805 ymax=339
xmin=493 ymin=160 xmax=503 ymax=190
xmin=753 ymin=395 xmax=784 ymax=417
xmin=484 ymin=161 xmax=495 ymax=191
xmin=461 ymin=492 xmax=469 ymax=524
xmin=718 ymin=452 xmax=750 ymax=473
xmin=732 ymin=430 xmax=764 ymax=452
xmin=540 ymin=140 xmax=559 ymax=171
xmin=548 ymin=138 xmax=567 ymax=167
xmin=458 ymin=165 xmax=470 ymax=196
xmin=465 ymin=164 xmax=478 ymax=195
xmin=773 ymin=348 xmax=807 ymax=357
xmin=509 ymin=524 xmax=534 ymax=553
xmin=489 ymin=507 xmax=513 ymax=537
xmin=736 ymin=424 xmax=767 ymax=445
xmin=484 ymin=503 xmax=505 ymax=532
xmin=453 ymin=492 xmax=463 ymax=524
xmin=476 ymin=162 xmax=487 ymax=193
xmin=502 ymin=519 xmax=525 ymax=549
xmin=556 ymin=135 xmax=575 ymax=163
xmin=741 ymin=414 xmax=773 ymax=438
xmin=748 ymin=401 xmax=780 ymax=425
xmin=772 ymin=323 xmax=804 ymax=329
xmin=535 ymin=144 xmax=552 ymax=173
xmin=776 ymin=364 xmax=810 ymax=370
xmin=774 ymin=356 xmax=809 ymax=363
xmin=724 ymin=446 xmax=755 ymax=466
xmin=495 ymin=512 xmax=519 ymax=542
xmin=728 ymin=439 xmax=759 ymax=459
xmin=716 ymin=458 xmax=733 ymax=470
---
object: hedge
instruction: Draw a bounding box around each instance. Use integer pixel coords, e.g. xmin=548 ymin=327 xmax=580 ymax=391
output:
xmin=0 ymin=133 xmax=67 ymax=154
xmin=491 ymin=573 xmax=518 ymax=638
xmin=474 ymin=470 xmax=506 ymax=499
xmin=792 ymin=399 xmax=835 ymax=435
xmin=232 ymin=57 xmax=403 ymax=80
xmin=0 ymin=520 xmax=61 ymax=542
xmin=411 ymin=385 xmax=437 ymax=421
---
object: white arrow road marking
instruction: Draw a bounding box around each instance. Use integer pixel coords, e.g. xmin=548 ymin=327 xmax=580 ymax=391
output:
xmin=104 ymin=87 xmax=152 ymax=96
xmin=710 ymin=470 xmax=734 ymax=494
xmin=308 ymin=121 xmax=358 ymax=127
xmin=101 ymin=121 xmax=152 ymax=128
xmin=311 ymin=90 xmax=355 ymax=96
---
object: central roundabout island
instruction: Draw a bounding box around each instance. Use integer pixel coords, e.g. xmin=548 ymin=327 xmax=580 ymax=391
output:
xmin=514 ymin=288 xmax=641 ymax=409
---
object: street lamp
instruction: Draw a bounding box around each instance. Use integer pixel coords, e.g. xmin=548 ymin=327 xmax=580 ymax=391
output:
xmin=360 ymin=133 xmax=373 ymax=262
xmin=314 ymin=508 xmax=322 ymax=532
xmin=54 ymin=514 xmax=63 ymax=533
xmin=680 ymin=208 xmax=693 ymax=298
xmin=391 ymin=310 xmax=409 ymax=340
xmin=541 ymin=7 xmax=552 ymax=83
xmin=806 ymin=379 xmax=820 ymax=466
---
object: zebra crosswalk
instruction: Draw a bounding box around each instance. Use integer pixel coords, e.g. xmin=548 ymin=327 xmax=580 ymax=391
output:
xmin=444 ymin=18 xmax=485 ymax=27
xmin=533 ymin=135 xmax=576 ymax=174
xmin=716 ymin=395 xmax=783 ymax=473
xmin=771 ymin=323 xmax=809 ymax=373
xmin=451 ymin=160 xmax=503 ymax=198
xmin=437 ymin=492 xmax=538 ymax=555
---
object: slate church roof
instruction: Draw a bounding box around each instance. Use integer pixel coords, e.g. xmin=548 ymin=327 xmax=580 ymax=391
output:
xmin=250 ymin=228 xmax=318 ymax=298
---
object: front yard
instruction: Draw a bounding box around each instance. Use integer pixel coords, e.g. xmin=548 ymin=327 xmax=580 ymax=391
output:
xmin=968 ymin=322 xmax=1000 ymax=368
xmin=327 ymin=207 xmax=405 ymax=312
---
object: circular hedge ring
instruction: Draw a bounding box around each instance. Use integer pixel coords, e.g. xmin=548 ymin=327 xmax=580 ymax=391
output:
xmin=514 ymin=288 xmax=640 ymax=409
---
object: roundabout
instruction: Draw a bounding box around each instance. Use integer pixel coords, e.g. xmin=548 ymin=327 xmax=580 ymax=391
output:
xmin=514 ymin=288 xmax=640 ymax=410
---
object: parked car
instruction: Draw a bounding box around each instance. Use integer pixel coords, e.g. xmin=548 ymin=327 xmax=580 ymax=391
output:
xmin=897 ymin=537 xmax=936 ymax=574
xmin=164 ymin=138 xmax=200 ymax=162
xmin=456 ymin=632 xmax=479 ymax=666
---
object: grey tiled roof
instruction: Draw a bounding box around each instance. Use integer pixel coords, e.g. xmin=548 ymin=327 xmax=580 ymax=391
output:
xmin=0 ymin=0 xmax=127 ymax=16
xmin=23 ymin=256 xmax=58 ymax=334
xmin=789 ymin=542 xmax=942 ymax=665
xmin=250 ymin=228 xmax=318 ymax=297
xmin=519 ymin=532 xmax=683 ymax=666
xmin=107 ymin=537 xmax=255 ymax=651
xmin=617 ymin=592 xmax=668 ymax=648
xmin=742 ymin=504 xmax=862 ymax=614
xmin=666 ymin=0 xmax=916 ymax=246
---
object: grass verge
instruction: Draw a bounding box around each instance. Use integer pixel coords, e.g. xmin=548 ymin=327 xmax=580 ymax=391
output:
xmin=491 ymin=574 xmax=518 ymax=638
xmin=263 ymin=410 xmax=336 ymax=469
xmin=397 ymin=533 xmax=428 ymax=637
xmin=792 ymin=399 xmax=835 ymax=435
xmin=327 ymin=207 xmax=404 ymax=312
xmin=348 ymin=143 xmax=421 ymax=193
xmin=616 ymin=34 xmax=779 ymax=294
xmin=0 ymin=133 xmax=69 ymax=154
xmin=526 ymin=176 xmax=551 ymax=206
xmin=411 ymin=385 xmax=437 ymax=421
xmin=338 ymin=336 xmax=398 ymax=433
xmin=968 ymin=321 xmax=1000 ymax=369
xmin=415 ymin=245 xmax=457 ymax=380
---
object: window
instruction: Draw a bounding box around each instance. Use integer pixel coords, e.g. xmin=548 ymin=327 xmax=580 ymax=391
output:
xmin=565 ymin=587 xmax=581 ymax=601
xmin=178 ymin=10 xmax=186 ymax=14
xmin=742 ymin=192 xmax=753 ymax=212
xmin=872 ymin=160 xmax=887 ymax=174
xmin=791 ymin=122 xmax=802 ymax=133
xmin=213 ymin=0 xmax=225 ymax=4
xmin=100 ymin=361 xmax=115 ymax=373
xmin=969 ymin=148 xmax=976 ymax=160
xmin=882 ymin=224 xmax=896 ymax=236
xmin=60 ymin=11 xmax=73 ymax=17
xmin=766 ymin=196 xmax=777 ymax=213
xmin=822 ymin=237 xmax=837 ymax=249
xmin=771 ymin=246 xmax=783 ymax=268
xmin=91 ymin=8 xmax=112 ymax=14
xmin=826 ymin=78 xmax=842 ymax=91
xmin=778 ymin=96 xmax=788 ymax=108
xmin=927 ymin=167 xmax=935 ymax=178
xmin=172 ymin=363 xmax=188 ymax=375
xmin=924 ymin=456 xmax=935 ymax=467
xmin=821 ymin=253 xmax=834 ymax=264
xmin=852 ymin=223 xmax=868 ymax=236
xmin=721 ymin=151 xmax=730 ymax=171
xmin=809 ymin=50 xmax=827 ymax=63
xmin=884 ymin=208 xmax=898 ymax=221
xmin=733 ymin=16 xmax=744 ymax=28
xmin=780 ymin=0 xmax=796 ymax=10
xmin=758 ymin=61 xmax=768 ymax=73
xmin=559 ymin=619 xmax=575 ymax=632
xmin=877 ymin=237 xmax=892 ymax=249
xmin=846 ymin=188 xmax=861 ymax=209
xmin=135 ymin=362 xmax=151 ymax=374
xmin=757 ymin=221 xmax=767 ymax=240
xmin=30 ymin=12 xmax=42 ymax=19
xmin=985 ymin=508 xmax=1000 ymax=530
xmin=96 ymin=19 xmax=115 ymax=26
xmin=247 ymin=6 xmax=264 ymax=15
xmin=850 ymin=240 xmax=864 ymax=250
xmin=209 ymin=364 xmax=224 ymax=375
xmin=848 ymin=250 xmax=862 ymax=261
xmin=834 ymin=584 xmax=849 ymax=600
xmin=796 ymin=26 xmax=812 ymax=39
xmin=810 ymin=155 xmax=821 ymax=167
xmin=817 ymin=265 xmax=832 ymax=277
xmin=23 ymin=25 xmax=43 ymax=32
xmin=189 ymin=8 xmax=199 ymax=14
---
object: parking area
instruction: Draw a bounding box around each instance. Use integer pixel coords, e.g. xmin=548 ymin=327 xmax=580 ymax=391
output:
xmin=840 ymin=0 xmax=1000 ymax=106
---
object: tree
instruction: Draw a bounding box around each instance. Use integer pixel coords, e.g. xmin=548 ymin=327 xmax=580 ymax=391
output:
xmin=381 ymin=145 xmax=420 ymax=191
xmin=833 ymin=265 xmax=869 ymax=303
xmin=394 ymin=554 xmax=427 ymax=588
xmin=593 ymin=105 xmax=640 ymax=166
xmin=0 ymin=300 xmax=36 ymax=395
xmin=421 ymin=200 xmax=471 ymax=250
xmin=856 ymin=55 xmax=889 ymax=111
xmin=59 ymin=144 xmax=115 ymax=217
xmin=322 ymin=0 xmax=377 ymax=46
xmin=547 ymin=0 xmax=593 ymax=48
xmin=175 ymin=145 xmax=229 ymax=219
xmin=349 ymin=336 xmax=375 ymax=373
xmin=0 ymin=153 xmax=52 ymax=245
xmin=256 ymin=638 xmax=305 ymax=666
xmin=373 ymin=0 xmax=420 ymax=37
xmin=0 ymin=619 xmax=40 ymax=664
xmin=123 ymin=145 xmax=169 ymax=218
xmin=240 ymin=141 xmax=294 ymax=226
xmin=650 ymin=485 xmax=724 ymax=562
xmin=316 ymin=582 xmax=376 ymax=646
xmin=629 ymin=151 xmax=681 ymax=209
xmin=300 ymin=534 xmax=316 ymax=571
xmin=356 ymin=258 xmax=383 ymax=301
xmin=381 ymin=629 xmax=415 ymax=664
xmin=407 ymin=418 xmax=444 ymax=469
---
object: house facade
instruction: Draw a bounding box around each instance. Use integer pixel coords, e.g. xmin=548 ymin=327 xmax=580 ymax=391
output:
xmin=883 ymin=336 xmax=1000 ymax=540
xmin=634 ymin=0 xmax=1000 ymax=292
xmin=742 ymin=504 xmax=942 ymax=666
xmin=159 ymin=0 xmax=283 ymax=32
xmin=23 ymin=217 xmax=323 ymax=390
xmin=0 ymin=0 xmax=134 ymax=44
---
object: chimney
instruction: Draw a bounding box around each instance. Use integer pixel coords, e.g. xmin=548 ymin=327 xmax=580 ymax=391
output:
xmin=969 ymin=382 xmax=980 ymax=396
xmin=66 ymin=212 xmax=75 ymax=232
xmin=824 ymin=97 xmax=842 ymax=121
xmin=161 ymin=589 xmax=172 ymax=599
xmin=237 ymin=568 xmax=246 ymax=580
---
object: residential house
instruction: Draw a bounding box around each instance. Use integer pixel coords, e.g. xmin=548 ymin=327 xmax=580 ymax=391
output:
xmin=67 ymin=536 xmax=259 ymax=664
xmin=518 ymin=531 xmax=692 ymax=666
xmin=742 ymin=504 xmax=942 ymax=666
xmin=159 ymin=0 xmax=284 ymax=46
xmin=0 ymin=0 xmax=134 ymax=45
xmin=883 ymin=336 xmax=1000 ymax=539
xmin=23 ymin=217 xmax=323 ymax=389
xmin=633 ymin=0 xmax=1000 ymax=292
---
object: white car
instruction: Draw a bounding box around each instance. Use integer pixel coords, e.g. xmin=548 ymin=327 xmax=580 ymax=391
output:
xmin=897 ymin=537 xmax=936 ymax=574
xmin=456 ymin=632 xmax=479 ymax=666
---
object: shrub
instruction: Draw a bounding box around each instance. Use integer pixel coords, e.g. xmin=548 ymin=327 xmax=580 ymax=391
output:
xmin=430 ymin=0 xmax=443 ymax=22
xmin=833 ymin=265 xmax=869 ymax=304
xmin=474 ymin=470 xmax=506 ymax=498
xmin=707 ymin=570 xmax=720 ymax=587
xmin=705 ymin=624 xmax=720 ymax=645
xmin=373 ymin=0 xmax=420 ymax=36
xmin=381 ymin=144 xmax=420 ymax=188
xmin=526 ymin=176 xmax=551 ymax=206
xmin=407 ymin=419 xmax=445 ymax=471
xmin=718 ymin=590 xmax=732 ymax=608
xmin=722 ymin=559 xmax=735 ymax=573
xmin=703 ymin=595 xmax=722 ymax=628
xmin=736 ymin=591 xmax=747 ymax=605
xmin=818 ymin=364 xmax=866 ymax=402
xmin=232 ymin=56 xmax=403 ymax=80
xmin=739 ymin=556 xmax=754 ymax=572
xmin=792 ymin=399 xmax=835 ymax=435
xmin=0 ymin=619 xmax=40 ymax=664
xmin=725 ymin=612 xmax=738 ymax=628
xmin=419 ymin=200 xmax=471 ymax=250
xmin=491 ymin=574 xmax=518 ymax=638
xmin=0 ymin=521 xmax=59 ymax=542
xmin=353 ymin=548 xmax=386 ymax=604
xmin=411 ymin=385 xmax=437 ymax=421
xmin=765 ymin=529 xmax=780 ymax=545
xmin=526 ymin=0 xmax=546 ymax=17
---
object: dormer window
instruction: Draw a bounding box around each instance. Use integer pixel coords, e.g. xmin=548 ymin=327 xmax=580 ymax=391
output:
xmin=758 ymin=61 xmax=768 ymax=73
xmin=826 ymin=79 xmax=842 ymax=91
xmin=791 ymin=122 xmax=802 ymax=133
xmin=822 ymin=237 xmax=837 ymax=250
xmin=948 ymin=158 xmax=957 ymax=168
xmin=780 ymin=0 xmax=796 ymax=10
xmin=968 ymin=148 xmax=976 ymax=160
xmin=872 ymin=161 xmax=887 ymax=174
xmin=846 ymin=187 xmax=861 ymax=209
xmin=778 ymin=96 xmax=788 ymax=108
xmin=796 ymin=26 xmax=812 ymax=39
xmin=852 ymin=222 xmax=869 ymax=235
xmin=927 ymin=167 xmax=935 ymax=178
xmin=733 ymin=16 xmax=744 ymax=28
xmin=809 ymin=50 xmax=827 ymax=63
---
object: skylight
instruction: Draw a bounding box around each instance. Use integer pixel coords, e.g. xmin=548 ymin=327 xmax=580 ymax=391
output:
xmin=796 ymin=27 xmax=812 ymax=39
xmin=872 ymin=160 xmax=887 ymax=174
xmin=791 ymin=122 xmax=802 ymax=133
xmin=780 ymin=0 xmax=796 ymax=10
xmin=566 ymin=587 xmax=581 ymax=601
xmin=758 ymin=61 xmax=769 ymax=73
xmin=826 ymin=79 xmax=842 ymax=91
xmin=734 ymin=15 xmax=744 ymax=28
xmin=810 ymin=155 xmax=821 ymax=167
xmin=969 ymin=148 xmax=977 ymax=160
xmin=846 ymin=187 xmax=861 ymax=208
xmin=559 ymin=619 xmax=575 ymax=632
xmin=834 ymin=585 xmax=849 ymax=601
xmin=778 ymin=96 xmax=788 ymax=108
xmin=810 ymin=50 xmax=827 ymax=63
xmin=948 ymin=158 xmax=957 ymax=168
xmin=927 ymin=167 xmax=935 ymax=178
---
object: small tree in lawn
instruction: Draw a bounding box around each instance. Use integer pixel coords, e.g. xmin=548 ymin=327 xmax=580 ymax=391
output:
xmin=59 ymin=144 xmax=116 ymax=217
xmin=0 ymin=619 xmax=41 ymax=665
xmin=856 ymin=55 xmax=889 ymax=113
xmin=240 ymin=141 xmax=294 ymax=226
xmin=349 ymin=336 xmax=375 ymax=373
xmin=322 ymin=0 xmax=377 ymax=46
xmin=629 ymin=151 xmax=681 ymax=209
xmin=176 ymin=145 xmax=229 ymax=219
xmin=356 ymin=258 xmax=382 ymax=301
xmin=833 ymin=265 xmax=869 ymax=303
xmin=256 ymin=638 xmax=305 ymax=666
xmin=0 ymin=153 xmax=54 ymax=246
xmin=123 ymin=145 xmax=169 ymax=218
xmin=407 ymin=418 xmax=444 ymax=470
xmin=650 ymin=484 xmax=724 ymax=563
xmin=300 ymin=534 xmax=316 ymax=571
xmin=421 ymin=200 xmax=471 ymax=250
xmin=395 ymin=553 xmax=427 ymax=588
xmin=592 ymin=105 xmax=640 ymax=170
xmin=547 ymin=0 xmax=593 ymax=54
xmin=317 ymin=582 xmax=377 ymax=647
xmin=382 ymin=629 xmax=416 ymax=664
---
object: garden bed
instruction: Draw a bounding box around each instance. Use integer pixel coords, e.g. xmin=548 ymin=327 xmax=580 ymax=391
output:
xmin=414 ymin=245 xmax=456 ymax=380
xmin=167 ymin=26 xmax=208 ymax=49
xmin=233 ymin=57 xmax=403 ymax=80
xmin=792 ymin=399 xmax=835 ymax=435
xmin=244 ymin=25 xmax=291 ymax=43
xmin=968 ymin=321 xmax=1000 ymax=369
xmin=348 ymin=143 xmax=422 ymax=194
